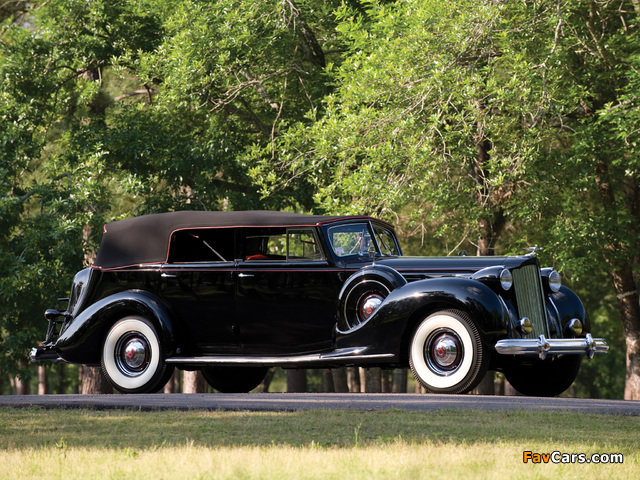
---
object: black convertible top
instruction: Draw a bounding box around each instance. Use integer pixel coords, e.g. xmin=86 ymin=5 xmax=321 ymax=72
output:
xmin=93 ymin=210 xmax=377 ymax=269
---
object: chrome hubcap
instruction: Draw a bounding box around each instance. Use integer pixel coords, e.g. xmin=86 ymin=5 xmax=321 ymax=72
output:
xmin=116 ymin=334 xmax=150 ymax=375
xmin=360 ymin=294 xmax=384 ymax=322
xmin=433 ymin=335 xmax=459 ymax=367
xmin=425 ymin=330 xmax=463 ymax=376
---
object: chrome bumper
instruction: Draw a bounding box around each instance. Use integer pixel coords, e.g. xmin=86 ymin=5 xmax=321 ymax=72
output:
xmin=30 ymin=346 xmax=65 ymax=364
xmin=495 ymin=334 xmax=609 ymax=360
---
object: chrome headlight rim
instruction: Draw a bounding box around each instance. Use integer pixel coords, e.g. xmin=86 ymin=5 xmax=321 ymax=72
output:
xmin=499 ymin=268 xmax=513 ymax=291
xmin=548 ymin=269 xmax=562 ymax=292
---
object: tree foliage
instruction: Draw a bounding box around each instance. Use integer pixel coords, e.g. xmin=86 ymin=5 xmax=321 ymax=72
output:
xmin=1 ymin=0 xmax=637 ymax=398
xmin=0 ymin=0 xmax=341 ymax=383
xmin=258 ymin=0 xmax=637 ymax=397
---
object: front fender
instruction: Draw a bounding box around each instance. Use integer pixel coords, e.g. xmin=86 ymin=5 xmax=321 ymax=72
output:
xmin=336 ymin=277 xmax=510 ymax=354
xmin=549 ymin=286 xmax=589 ymax=335
xmin=55 ymin=290 xmax=178 ymax=365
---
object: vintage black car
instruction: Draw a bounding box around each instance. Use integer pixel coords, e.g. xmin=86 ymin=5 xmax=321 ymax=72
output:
xmin=31 ymin=210 xmax=608 ymax=396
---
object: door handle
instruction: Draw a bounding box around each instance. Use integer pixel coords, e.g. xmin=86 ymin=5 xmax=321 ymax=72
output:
xmin=161 ymin=272 xmax=177 ymax=278
xmin=237 ymin=273 xmax=254 ymax=278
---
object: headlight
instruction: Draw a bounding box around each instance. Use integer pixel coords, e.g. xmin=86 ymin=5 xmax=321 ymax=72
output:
xmin=499 ymin=269 xmax=513 ymax=291
xmin=548 ymin=270 xmax=561 ymax=292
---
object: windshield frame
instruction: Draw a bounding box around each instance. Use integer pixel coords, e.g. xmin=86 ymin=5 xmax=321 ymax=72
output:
xmin=324 ymin=220 xmax=402 ymax=261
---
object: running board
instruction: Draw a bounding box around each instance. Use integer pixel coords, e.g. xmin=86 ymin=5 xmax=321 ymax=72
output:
xmin=165 ymin=347 xmax=395 ymax=367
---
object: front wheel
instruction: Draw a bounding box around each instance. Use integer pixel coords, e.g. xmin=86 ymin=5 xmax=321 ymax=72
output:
xmin=503 ymin=355 xmax=582 ymax=397
xmin=409 ymin=309 xmax=489 ymax=394
xmin=101 ymin=316 xmax=174 ymax=393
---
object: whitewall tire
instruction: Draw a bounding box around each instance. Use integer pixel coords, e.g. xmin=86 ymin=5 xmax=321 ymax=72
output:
xmin=409 ymin=309 xmax=488 ymax=394
xmin=101 ymin=316 xmax=172 ymax=393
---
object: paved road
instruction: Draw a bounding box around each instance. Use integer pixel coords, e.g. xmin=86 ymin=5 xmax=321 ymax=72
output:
xmin=1 ymin=393 xmax=639 ymax=415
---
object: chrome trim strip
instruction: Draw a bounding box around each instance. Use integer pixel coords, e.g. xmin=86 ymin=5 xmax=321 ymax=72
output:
xmin=495 ymin=334 xmax=609 ymax=360
xmin=165 ymin=348 xmax=394 ymax=366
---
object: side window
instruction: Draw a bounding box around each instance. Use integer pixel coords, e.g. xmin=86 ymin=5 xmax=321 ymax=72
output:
xmin=245 ymin=228 xmax=323 ymax=261
xmin=245 ymin=228 xmax=287 ymax=261
xmin=266 ymin=233 xmax=288 ymax=257
xmin=168 ymin=228 xmax=235 ymax=263
xmin=288 ymin=229 xmax=323 ymax=261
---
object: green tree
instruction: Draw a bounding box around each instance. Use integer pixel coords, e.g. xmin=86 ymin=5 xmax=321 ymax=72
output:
xmin=259 ymin=0 xmax=636 ymax=398
xmin=1 ymin=0 xmax=342 ymax=392
xmin=507 ymin=0 xmax=640 ymax=400
xmin=257 ymin=0 xmax=541 ymax=254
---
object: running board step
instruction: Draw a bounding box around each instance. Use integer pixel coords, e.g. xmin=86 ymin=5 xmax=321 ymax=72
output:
xmin=165 ymin=347 xmax=394 ymax=367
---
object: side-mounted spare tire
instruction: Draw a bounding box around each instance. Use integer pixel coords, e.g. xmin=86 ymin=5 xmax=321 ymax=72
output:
xmin=337 ymin=265 xmax=407 ymax=331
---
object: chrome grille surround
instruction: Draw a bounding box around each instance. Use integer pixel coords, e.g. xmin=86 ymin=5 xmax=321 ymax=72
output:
xmin=512 ymin=264 xmax=550 ymax=338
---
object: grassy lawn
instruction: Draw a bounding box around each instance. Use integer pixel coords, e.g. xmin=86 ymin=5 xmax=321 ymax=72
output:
xmin=0 ymin=406 xmax=638 ymax=479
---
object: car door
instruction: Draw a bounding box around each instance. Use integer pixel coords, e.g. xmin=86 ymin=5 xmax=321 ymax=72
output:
xmin=235 ymin=227 xmax=342 ymax=354
xmin=159 ymin=228 xmax=239 ymax=354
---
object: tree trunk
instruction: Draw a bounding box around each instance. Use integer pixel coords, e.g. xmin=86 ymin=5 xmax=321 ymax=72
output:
xmin=474 ymin=371 xmax=495 ymax=395
xmin=331 ymin=368 xmax=350 ymax=393
xmin=38 ymin=365 xmax=48 ymax=395
xmin=477 ymin=215 xmax=505 ymax=257
xmin=381 ymin=370 xmax=391 ymax=392
xmin=164 ymin=371 xmax=178 ymax=393
xmin=14 ymin=374 xmax=29 ymax=395
xmin=56 ymin=364 xmax=66 ymax=394
xmin=360 ymin=367 xmax=382 ymax=393
xmin=258 ymin=369 xmax=276 ymax=393
xmin=286 ymin=369 xmax=307 ymax=392
xmin=80 ymin=366 xmax=112 ymax=394
xmin=595 ymin=158 xmax=640 ymax=399
xmin=472 ymin=127 xmax=506 ymax=258
xmin=392 ymin=368 xmax=408 ymax=393
xmin=183 ymin=370 xmax=205 ymax=393
xmin=323 ymin=369 xmax=335 ymax=392
xmin=346 ymin=367 xmax=360 ymax=392
xmin=608 ymin=266 xmax=640 ymax=400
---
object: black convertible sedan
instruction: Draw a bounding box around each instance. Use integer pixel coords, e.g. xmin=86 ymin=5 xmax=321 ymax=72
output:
xmin=31 ymin=210 xmax=608 ymax=395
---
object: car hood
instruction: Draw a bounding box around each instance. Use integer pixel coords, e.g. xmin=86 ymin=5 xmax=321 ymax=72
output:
xmin=344 ymin=255 xmax=537 ymax=281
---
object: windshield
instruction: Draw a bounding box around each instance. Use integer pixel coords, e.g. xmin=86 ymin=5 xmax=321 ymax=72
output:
xmin=328 ymin=223 xmax=374 ymax=257
xmin=328 ymin=222 xmax=400 ymax=258
xmin=373 ymin=224 xmax=400 ymax=256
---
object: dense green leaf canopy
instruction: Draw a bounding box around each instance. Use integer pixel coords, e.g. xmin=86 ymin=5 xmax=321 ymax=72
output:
xmin=1 ymin=0 xmax=637 ymax=398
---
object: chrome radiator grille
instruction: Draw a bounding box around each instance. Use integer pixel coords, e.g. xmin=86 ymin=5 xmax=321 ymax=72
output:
xmin=512 ymin=264 xmax=549 ymax=338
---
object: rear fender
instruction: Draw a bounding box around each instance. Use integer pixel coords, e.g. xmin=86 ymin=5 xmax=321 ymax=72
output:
xmin=55 ymin=290 xmax=178 ymax=365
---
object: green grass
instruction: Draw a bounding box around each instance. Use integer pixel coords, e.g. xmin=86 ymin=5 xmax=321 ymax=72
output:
xmin=0 ymin=407 xmax=638 ymax=479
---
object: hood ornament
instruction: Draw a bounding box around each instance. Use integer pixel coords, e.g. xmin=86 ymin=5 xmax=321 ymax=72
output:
xmin=524 ymin=247 xmax=542 ymax=256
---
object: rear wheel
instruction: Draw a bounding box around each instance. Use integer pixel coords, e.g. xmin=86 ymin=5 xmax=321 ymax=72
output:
xmin=503 ymin=355 xmax=581 ymax=397
xmin=201 ymin=366 xmax=268 ymax=393
xmin=101 ymin=316 xmax=174 ymax=393
xmin=409 ymin=309 xmax=488 ymax=394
